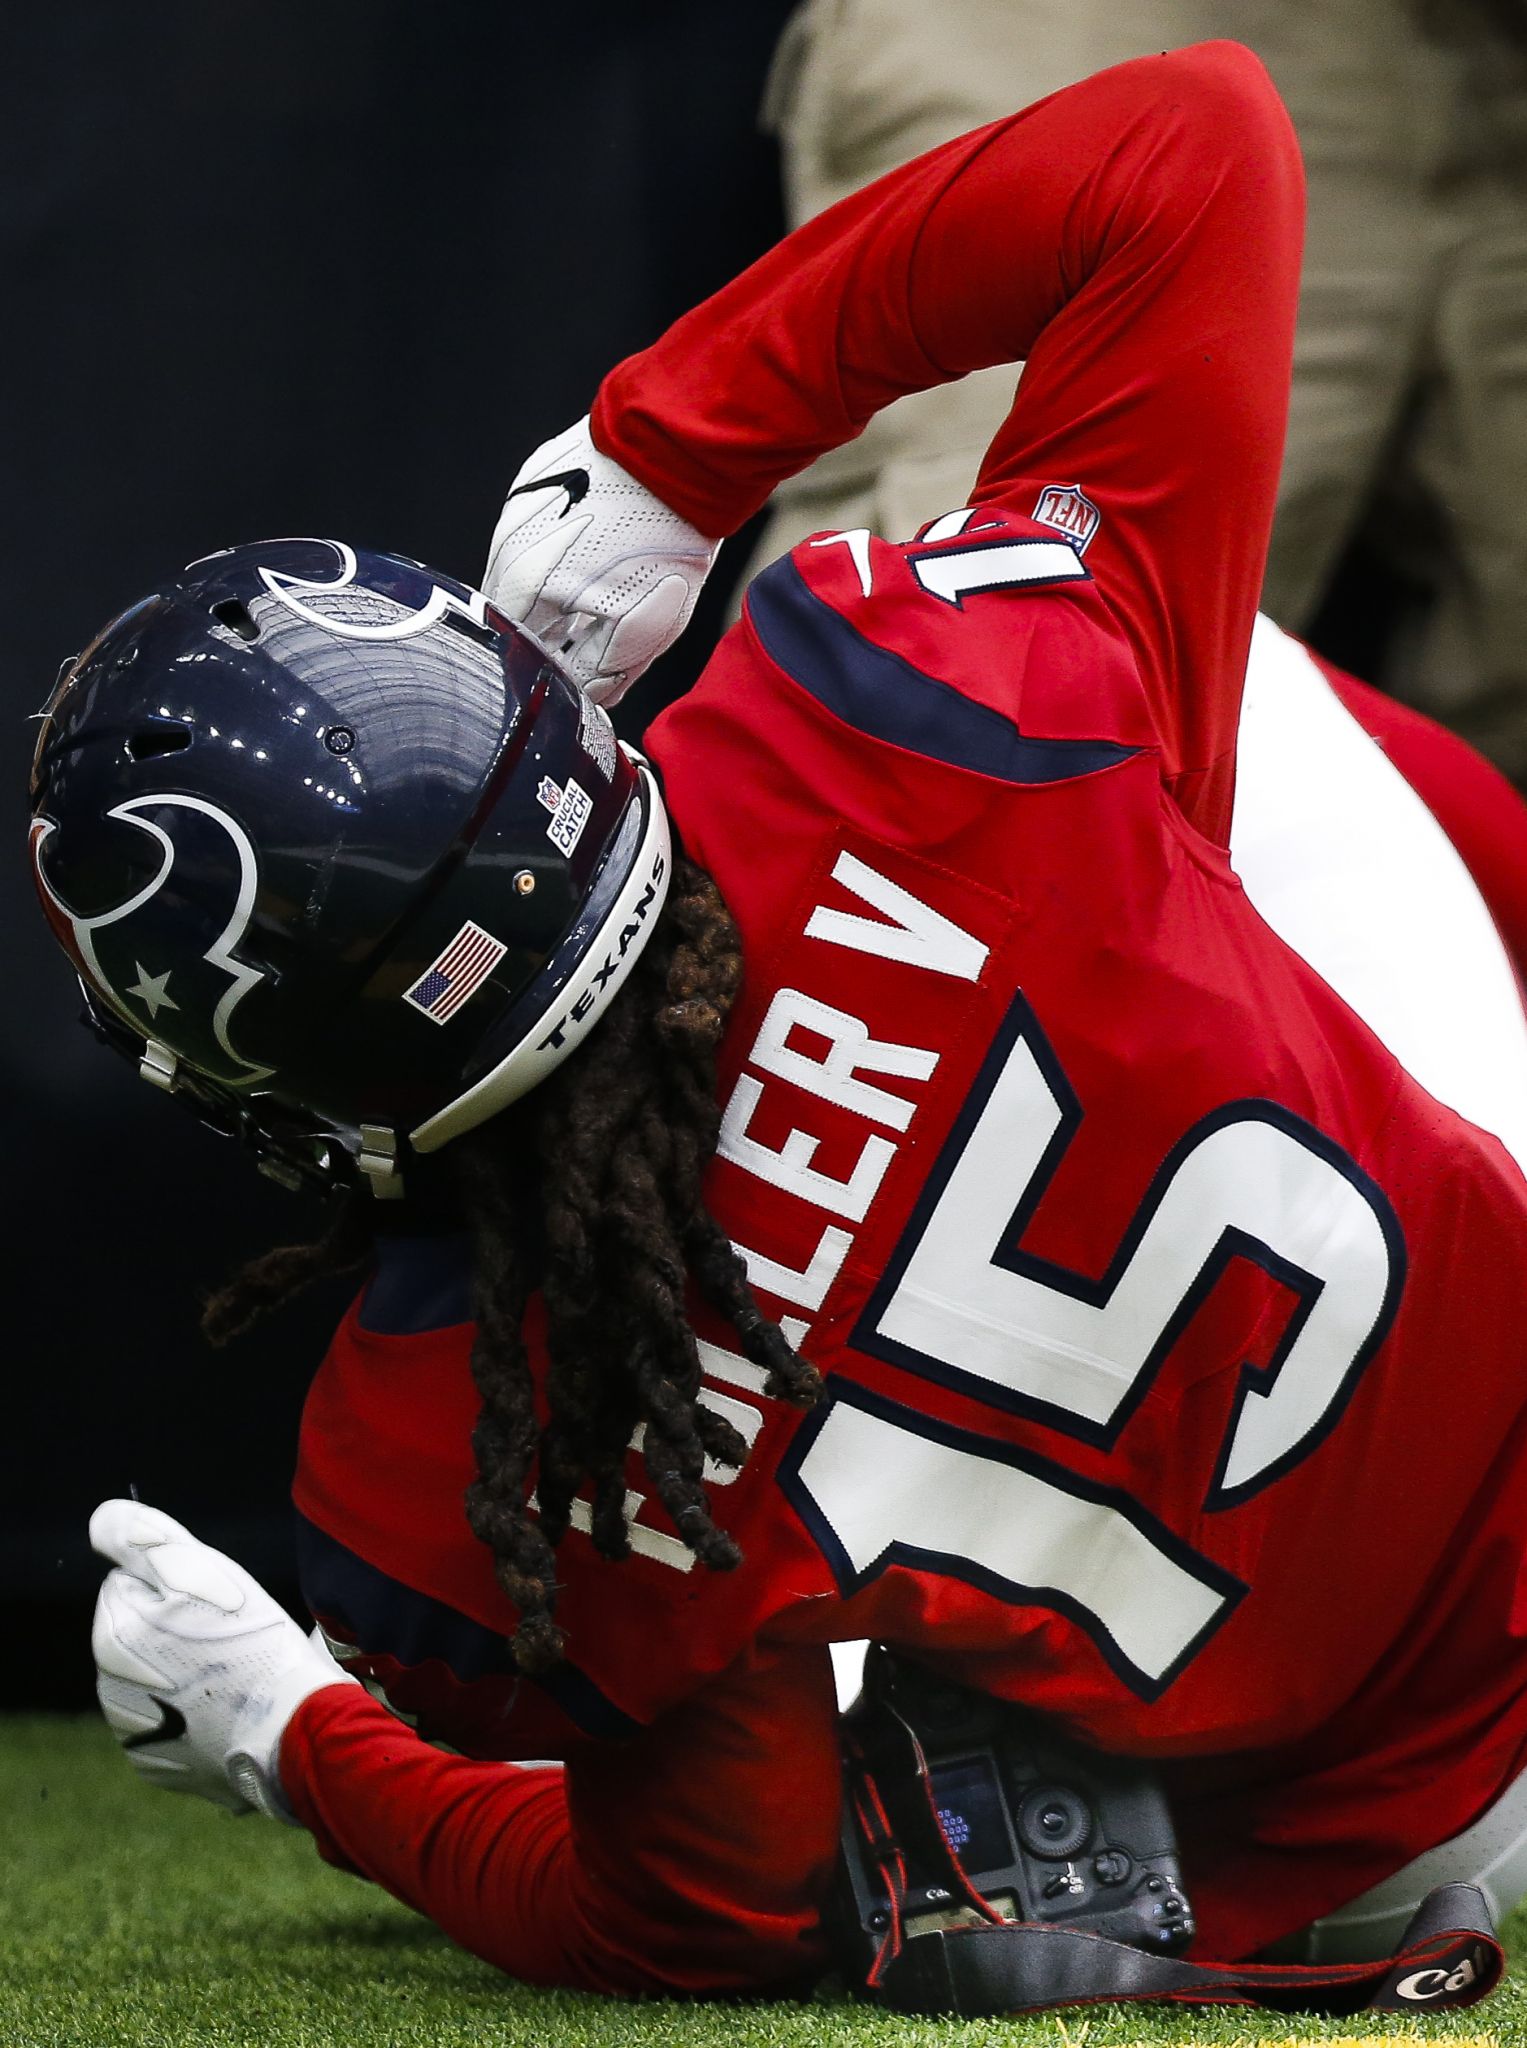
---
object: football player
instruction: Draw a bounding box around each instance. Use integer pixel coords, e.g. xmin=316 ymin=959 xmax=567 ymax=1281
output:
xmin=36 ymin=40 xmax=1527 ymax=2002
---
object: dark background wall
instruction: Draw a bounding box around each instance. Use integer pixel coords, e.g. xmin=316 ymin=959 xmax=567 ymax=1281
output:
xmin=4 ymin=0 xmax=796 ymax=1707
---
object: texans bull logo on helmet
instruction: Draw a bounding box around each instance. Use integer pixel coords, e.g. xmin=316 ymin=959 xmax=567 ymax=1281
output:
xmin=248 ymin=537 xmax=494 ymax=644
xmin=30 ymin=795 xmax=274 ymax=1084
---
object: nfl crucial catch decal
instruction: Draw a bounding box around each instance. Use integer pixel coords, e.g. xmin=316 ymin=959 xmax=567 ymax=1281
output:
xmin=403 ymin=921 xmax=506 ymax=1024
xmin=545 ymin=778 xmax=593 ymax=858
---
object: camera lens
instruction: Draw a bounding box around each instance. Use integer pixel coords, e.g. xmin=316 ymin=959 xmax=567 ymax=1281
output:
xmin=1016 ymin=1785 xmax=1091 ymax=1860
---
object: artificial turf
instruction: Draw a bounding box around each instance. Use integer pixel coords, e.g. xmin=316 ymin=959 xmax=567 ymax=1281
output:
xmin=3 ymin=1715 xmax=1521 ymax=2048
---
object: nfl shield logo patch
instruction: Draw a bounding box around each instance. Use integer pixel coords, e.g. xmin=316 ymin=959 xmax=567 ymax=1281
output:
xmin=1032 ymin=483 xmax=1100 ymax=552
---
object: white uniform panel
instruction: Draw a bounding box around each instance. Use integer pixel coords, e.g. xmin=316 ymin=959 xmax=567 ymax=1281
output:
xmin=1232 ymin=617 xmax=1527 ymax=1176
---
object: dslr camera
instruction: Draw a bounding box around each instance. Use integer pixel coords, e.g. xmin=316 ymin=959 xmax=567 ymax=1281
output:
xmin=836 ymin=1647 xmax=1194 ymax=1996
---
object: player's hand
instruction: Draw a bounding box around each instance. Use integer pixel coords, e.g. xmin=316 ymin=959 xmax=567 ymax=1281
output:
xmin=483 ymin=414 xmax=720 ymax=706
xmin=89 ymin=1499 xmax=357 ymax=1822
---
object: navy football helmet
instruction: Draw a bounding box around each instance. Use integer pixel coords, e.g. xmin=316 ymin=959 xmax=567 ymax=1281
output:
xmin=29 ymin=538 xmax=671 ymax=1194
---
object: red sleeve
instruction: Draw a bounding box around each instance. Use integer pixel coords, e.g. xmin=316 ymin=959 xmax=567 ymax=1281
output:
xmin=592 ymin=42 xmax=1303 ymax=846
xmin=280 ymin=1638 xmax=841 ymax=1995
xmin=1311 ymin=653 xmax=1527 ymax=988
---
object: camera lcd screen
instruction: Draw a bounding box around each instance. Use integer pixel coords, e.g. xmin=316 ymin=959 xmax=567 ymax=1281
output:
xmin=927 ymin=1753 xmax=1012 ymax=1874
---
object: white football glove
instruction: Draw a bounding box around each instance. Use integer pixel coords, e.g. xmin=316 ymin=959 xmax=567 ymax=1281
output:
xmin=90 ymin=1499 xmax=357 ymax=1823
xmin=483 ymin=414 xmax=720 ymax=707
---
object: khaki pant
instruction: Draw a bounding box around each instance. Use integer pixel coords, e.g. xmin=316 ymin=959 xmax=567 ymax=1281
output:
xmin=743 ymin=0 xmax=1527 ymax=779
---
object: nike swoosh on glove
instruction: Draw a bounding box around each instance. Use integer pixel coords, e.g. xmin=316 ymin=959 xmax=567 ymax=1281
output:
xmin=483 ymin=414 xmax=720 ymax=707
xmin=90 ymin=1499 xmax=357 ymax=1822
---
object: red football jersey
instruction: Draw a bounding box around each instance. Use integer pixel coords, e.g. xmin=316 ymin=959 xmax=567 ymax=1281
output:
xmin=281 ymin=41 xmax=1527 ymax=1997
xmin=294 ymin=509 xmax=1527 ymax=1975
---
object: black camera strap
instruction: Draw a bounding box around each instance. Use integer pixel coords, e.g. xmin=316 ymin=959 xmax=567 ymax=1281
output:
xmin=875 ymin=1883 xmax=1503 ymax=2017
xmin=843 ymin=1726 xmax=1503 ymax=2018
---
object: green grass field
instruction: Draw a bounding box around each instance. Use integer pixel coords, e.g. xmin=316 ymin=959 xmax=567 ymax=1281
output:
xmin=3 ymin=1716 xmax=1521 ymax=2048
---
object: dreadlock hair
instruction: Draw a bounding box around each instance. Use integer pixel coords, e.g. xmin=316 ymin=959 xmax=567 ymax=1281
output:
xmin=201 ymin=1192 xmax=372 ymax=1346
xmin=202 ymin=853 xmax=822 ymax=1672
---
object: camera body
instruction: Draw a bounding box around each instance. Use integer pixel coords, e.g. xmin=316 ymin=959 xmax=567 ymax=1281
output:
xmin=836 ymin=1649 xmax=1194 ymax=1982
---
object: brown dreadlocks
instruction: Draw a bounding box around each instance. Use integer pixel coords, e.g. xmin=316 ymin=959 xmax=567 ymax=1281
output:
xmin=202 ymin=855 xmax=822 ymax=1671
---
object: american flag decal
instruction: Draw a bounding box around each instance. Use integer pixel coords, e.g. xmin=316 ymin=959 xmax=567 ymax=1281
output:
xmin=403 ymin=920 xmax=507 ymax=1024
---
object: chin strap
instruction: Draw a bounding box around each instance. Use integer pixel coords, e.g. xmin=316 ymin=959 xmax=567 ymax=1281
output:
xmin=357 ymin=1123 xmax=405 ymax=1199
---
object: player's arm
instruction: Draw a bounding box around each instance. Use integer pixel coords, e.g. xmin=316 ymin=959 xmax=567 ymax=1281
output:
xmin=92 ymin=1496 xmax=841 ymax=1993
xmin=494 ymin=43 xmax=1302 ymax=844
xmin=281 ymin=1633 xmax=842 ymax=1994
